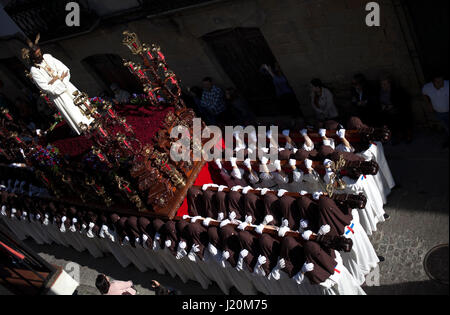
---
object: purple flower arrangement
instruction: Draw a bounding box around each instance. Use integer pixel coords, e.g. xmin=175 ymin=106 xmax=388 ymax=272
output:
xmin=130 ymin=93 xmax=152 ymax=105
xmin=31 ymin=145 xmax=61 ymax=169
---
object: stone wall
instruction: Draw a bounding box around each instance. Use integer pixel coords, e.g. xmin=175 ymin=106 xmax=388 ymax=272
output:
xmin=0 ymin=0 xmax=427 ymax=123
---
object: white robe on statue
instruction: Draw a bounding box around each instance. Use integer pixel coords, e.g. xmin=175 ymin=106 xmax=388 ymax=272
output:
xmin=30 ymin=54 xmax=94 ymax=135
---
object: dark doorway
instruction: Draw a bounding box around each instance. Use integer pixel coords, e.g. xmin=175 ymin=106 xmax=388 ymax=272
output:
xmin=203 ymin=27 xmax=290 ymax=115
xmin=82 ymin=54 xmax=143 ymax=95
xmin=403 ymin=0 xmax=449 ymax=80
xmin=0 ymin=56 xmax=38 ymax=93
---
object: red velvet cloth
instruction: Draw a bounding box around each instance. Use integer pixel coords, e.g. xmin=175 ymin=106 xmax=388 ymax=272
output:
xmin=176 ymin=162 xmax=214 ymax=217
xmin=51 ymin=105 xmax=172 ymax=157
xmin=176 ymin=138 xmax=226 ymax=217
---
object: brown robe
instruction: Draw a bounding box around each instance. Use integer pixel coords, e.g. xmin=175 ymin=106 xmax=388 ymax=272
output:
xmin=262 ymin=193 xmax=282 ymax=226
xmin=125 ymin=216 xmax=141 ymax=246
xmin=218 ymin=225 xmax=241 ymax=267
xmin=138 ymin=217 xmax=153 ymax=245
xmin=296 ymin=196 xmax=320 ymax=233
xmin=184 ymin=222 xmax=209 ymax=260
xmin=152 ymin=218 xmax=166 ymax=237
xmin=303 ymin=241 xmax=338 ymax=285
xmin=279 ymin=149 xmax=294 ymax=161
xmin=280 ymin=237 xmax=306 ymax=278
xmin=318 ymin=196 xmax=353 ymax=237
xmin=207 ymin=226 xmax=221 ymax=250
xmin=237 ymin=230 xmax=260 ymax=271
xmin=219 ymin=168 xmax=248 ymax=188
xmin=201 ymin=190 xmax=217 ymax=219
xmin=347 ymin=117 xmax=369 ymax=130
xmin=258 ymin=234 xmax=281 ymax=275
xmin=160 ymin=220 xmax=178 ymax=255
xmin=318 ymin=145 xmax=364 ymax=163
xmin=324 ymin=120 xmax=340 ymax=130
xmin=295 ymin=148 xmax=319 ymax=161
xmin=116 ymin=217 xmax=129 ymax=244
xmin=227 ymin=191 xmax=245 ymax=221
xmin=214 ymin=191 xmax=228 ymax=219
xmin=279 ymin=195 xmax=301 ymax=231
xmin=187 ymin=187 xmax=204 ymax=217
xmin=243 ymin=193 xmax=265 ymax=224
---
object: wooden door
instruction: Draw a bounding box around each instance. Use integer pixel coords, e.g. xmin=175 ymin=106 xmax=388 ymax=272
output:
xmin=82 ymin=54 xmax=143 ymax=95
xmin=203 ymin=27 xmax=279 ymax=114
xmin=403 ymin=0 xmax=449 ymax=79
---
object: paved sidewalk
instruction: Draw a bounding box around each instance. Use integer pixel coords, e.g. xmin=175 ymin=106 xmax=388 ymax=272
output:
xmin=365 ymin=130 xmax=449 ymax=295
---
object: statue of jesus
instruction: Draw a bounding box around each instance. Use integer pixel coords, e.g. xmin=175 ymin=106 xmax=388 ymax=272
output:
xmin=23 ymin=34 xmax=94 ymax=135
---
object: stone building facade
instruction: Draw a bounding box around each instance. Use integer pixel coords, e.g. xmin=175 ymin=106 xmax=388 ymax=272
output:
xmin=0 ymin=0 xmax=444 ymax=125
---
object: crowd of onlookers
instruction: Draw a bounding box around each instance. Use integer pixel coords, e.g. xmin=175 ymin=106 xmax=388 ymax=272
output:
xmin=183 ymin=67 xmax=448 ymax=148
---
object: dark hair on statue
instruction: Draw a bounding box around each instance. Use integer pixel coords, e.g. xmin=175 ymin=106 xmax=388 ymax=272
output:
xmin=22 ymin=33 xmax=43 ymax=65
xmin=30 ymin=46 xmax=43 ymax=64
xmin=95 ymin=274 xmax=110 ymax=295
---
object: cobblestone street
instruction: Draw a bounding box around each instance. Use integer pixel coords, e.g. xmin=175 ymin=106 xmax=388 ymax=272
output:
xmin=20 ymin=130 xmax=450 ymax=295
xmin=366 ymin=130 xmax=449 ymax=295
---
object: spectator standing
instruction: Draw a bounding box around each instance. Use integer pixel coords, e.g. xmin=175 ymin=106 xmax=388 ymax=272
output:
xmin=310 ymin=78 xmax=339 ymax=122
xmin=110 ymin=83 xmax=131 ymax=105
xmin=185 ymin=86 xmax=204 ymax=118
xmin=378 ymin=74 xmax=413 ymax=143
xmin=200 ymin=77 xmax=227 ymax=126
xmin=225 ymin=87 xmax=256 ymax=126
xmin=350 ymin=73 xmax=377 ymax=124
xmin=95 ymin=274 xmax=137 ymax=295
xmin=261 ymin=63 xmax=302 ymax=117
xmin=422 ymin=72 xmax=449 ymax=147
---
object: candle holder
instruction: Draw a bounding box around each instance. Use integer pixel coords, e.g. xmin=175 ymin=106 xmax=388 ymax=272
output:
xmin=73 ymin=91 xmax=99 ymax=119
xmin=115 ymin=175 xmax=146 ymax=211
xmin=122 ymin=31 xmax=143 ymax=55
xmin=1 ymin=108 xmax=13 ymax=121
xmin=122 ymin=31 xmax=185 ymax=112
xmin=325 ymin=155 xmax=347 ymax=197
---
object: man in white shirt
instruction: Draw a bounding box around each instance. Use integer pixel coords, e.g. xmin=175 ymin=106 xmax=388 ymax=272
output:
xmin=422 ymin=74 xmax=449 ymax=142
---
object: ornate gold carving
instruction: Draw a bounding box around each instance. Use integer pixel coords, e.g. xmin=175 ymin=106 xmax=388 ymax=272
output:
xmin=325 ymin=154 xmax=347 ymax=198
xmin=123 ymin=31 xmax=143 ymax=55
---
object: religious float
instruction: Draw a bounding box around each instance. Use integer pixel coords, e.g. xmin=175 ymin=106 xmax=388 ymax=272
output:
xmin=0 ymin=32 xmax=394 ymax=295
